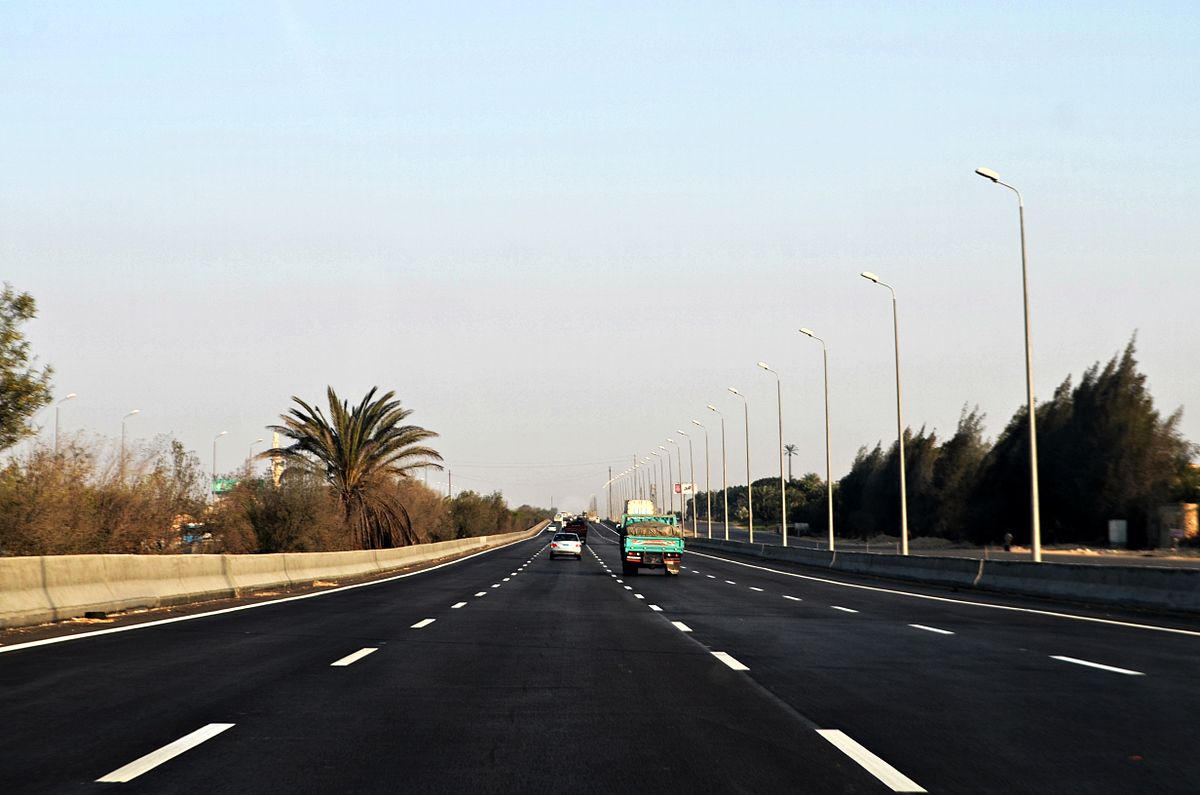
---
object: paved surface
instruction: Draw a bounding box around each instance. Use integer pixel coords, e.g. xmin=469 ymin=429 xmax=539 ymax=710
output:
xmin=3 ymin=523 xmax=1199 ymax=792
xmin=690 ymin=520 xmax=1200 ymax=568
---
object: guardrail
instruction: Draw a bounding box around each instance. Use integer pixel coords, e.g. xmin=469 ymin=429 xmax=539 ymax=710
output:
xmin=0 ymin=521 xmax=549 ymax=630
xmin=687 ymin=537 xmax=1200 ymax=614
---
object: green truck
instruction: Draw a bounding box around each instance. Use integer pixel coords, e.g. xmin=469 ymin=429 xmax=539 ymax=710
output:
xmin=618 ymin=499 xmax=683 ymax=577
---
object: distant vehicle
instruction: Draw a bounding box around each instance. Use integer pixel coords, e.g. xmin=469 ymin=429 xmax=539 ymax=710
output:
xmin=554 ymin=512 xmax=565 ymax=524
xmin=564 ymin=516 xmax=589 ymax=545
xmin=585 ymin=511 xmax=599 ymax=524
xmin=619 ymin=508 xmax=682 ymax=577
xmin=549 ymin=532 xmax=582 ymax=560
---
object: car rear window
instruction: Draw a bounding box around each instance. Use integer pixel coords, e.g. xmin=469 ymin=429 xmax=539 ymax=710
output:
xmin=553 ymin=533 xmax=579 ymax=541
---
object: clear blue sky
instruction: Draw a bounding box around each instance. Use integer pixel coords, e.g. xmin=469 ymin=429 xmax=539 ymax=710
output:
xmin=3 ymin=1 xmax=1197 ymax=511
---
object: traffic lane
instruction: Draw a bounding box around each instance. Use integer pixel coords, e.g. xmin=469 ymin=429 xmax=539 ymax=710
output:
xmin=0 ymin=536 xmax=548 ymax=791
xmin=612 ymin=550 xmax=1200 ymax=792
xmin=679 ymin=549 xmax=1200 ymax=679
xmin=112 ymin=530 xmax=886 ymax=794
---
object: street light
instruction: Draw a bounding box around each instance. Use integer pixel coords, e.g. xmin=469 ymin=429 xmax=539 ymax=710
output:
xmin=861 ymin=270 xmax=908 ymax=555
xmin=691 ymin=420 xmax=712 ymax=538
xmin=677 ymin=429 xmax=696 ymax=537
xmin=977 ymin=166 xmax=1042 ymax=562
xmin=706 ymin=405 xmax=729 ymax=541
xmin=651 ymin=451 xmax=665 ymax=512
xmin=212 ymin=430 xmax=228 ymax=500
xmin=800 ymin=328 xmax=835 ymax=551
xmin=757 ymin=362 xmax=788 ymax=546
xmin=120 ymin=409 xmax=140 ymax=482
xmin=658 ymin=444 xmax=674 ymax=518
xmin=666 ymin=438 xmax=682 ymax=526
xmin=728 ymin=387 xmax=754 ymax=543
xmin=54 ymin=393 xmax=77 ymax=454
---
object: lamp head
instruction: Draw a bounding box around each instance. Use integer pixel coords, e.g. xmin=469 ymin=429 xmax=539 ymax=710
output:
xmin=706 ymin=404 xmax=719 ymax=412
xmin=125 ymin=409 xmax=140 ymax=419
xmin=691 ymin=419 xmax=703 ymax=427
xmin=975 ymin=166 xmax=1000 ymax=182
xmin=860 ymin=271 xmax=880 ymax=283
xmin=62 ymin=392 xmax=77 ymax=402
xmin=666 ymin=438 xmax=674 ymax=444
xmin=676 ymin=429 xmax=687 ymax=436
xmin=799 ymin=327 xmax=815 ymax=337
xmin=756 ymin=361 xmax=770 ymax=371
xmin=727 ymin=387 xmax=741 ymax=396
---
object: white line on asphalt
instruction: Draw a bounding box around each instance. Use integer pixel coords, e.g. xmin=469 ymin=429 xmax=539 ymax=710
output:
xmin=724 ymin=580 xmax=736 ymax=584
xmin=635 ymin=594 xmax=645 ymax=599
xmin=831 ymin=606 xmax=859 ymax=613
xmin=909 ymin=624 xmax=954 ymax=635
xmin=331 ymin=647 xmax=378 ymax=666
xmin=672 ymin=621 xmax=693 ymax=632
xmin=503 ymin=577 xmax=511 ymax=582
xmin=96 ymin=723 xmax=235 ymax=783
xmin=411 ymin=618 xmax=436 ymax=629
xmin=1050 ymin=655 xmax=1145 ymax=676
xmin=491 ymin=584 xmax=501 ymax=588
xmin=474 ymin=592 xmax=487 ymax=597
xmin=782 ymin=595 xmax=802 ymax=601
xmin=684 ymin=549 xmax=1200 ymax=638
xmin=624 ymin=586 xmax=633 ymax=590
xmin=451 ymin=602 xmax=468 ymax=609
xmin=749 ymin=586 xmax=764 ymax=592
xmin=649 ymin=605 xmax=663 ymax=612
xmin=816 ymin=729 xmax=926 ymax=793
xmin=711 ymin=651 xmax=749 ymax=671
xmin=1 ymin=532 xmax=547 ymax=656
xmin=616 ymin=579 xmax=624 ymax=583
xmin=706 ymin=575 xmax=716 ymax=579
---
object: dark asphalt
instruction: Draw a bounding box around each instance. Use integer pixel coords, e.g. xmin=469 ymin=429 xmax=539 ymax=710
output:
xmin=2 ymin=523 xmax=1199 ymax=792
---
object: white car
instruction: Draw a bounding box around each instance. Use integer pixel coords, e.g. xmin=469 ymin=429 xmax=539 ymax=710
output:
xmin=549 ymin=532 xmax=582 ymax=560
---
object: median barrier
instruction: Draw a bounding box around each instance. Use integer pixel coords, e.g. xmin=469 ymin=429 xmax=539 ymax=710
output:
xmin=686 ymin=537 xmax=1200 ymax=614
xmin=0 ymin=557 xmax=55 ymax=627
xmin=0 ymin=520 xmax=551 ymax=630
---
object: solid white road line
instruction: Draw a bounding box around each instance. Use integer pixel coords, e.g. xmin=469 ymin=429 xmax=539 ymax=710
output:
xmin=474 ymin=591 xmax=487 ymax=597
xmin=672 ymin=621 xmax=693 ymax=632
xmin=451 ymin=602 xmax=468 ymax=609
xmin=816 ymin=729 xmax=926 ymax=793
xmin=1050 ymin=655 xmax=1145 ymax=676
xmin=685 ymin=549 xmax=1200 ymax=638
xmin=411 ymin=618 xmax=436 ymax=629
xmin=331 ymin=647 xmax=378 ymax=667
xmin=909 ymin=624 xmax=954 ymax=635
xmin=711 ymin=651 xmax=749 ymax=671
xmin=96 ymin=723 xmax=235 ymax=783
xmin=831 ymin=606 xmax=859 ymax=613
xmin=2 ymin=532 xmax=547 ymax=656
xmin=749 ymin=586 xmax=764 ymax=592
xmin=649 ymin=605 xmax=663 ymax=612
xmin=782 ymin=595 xmax=802 ymax=601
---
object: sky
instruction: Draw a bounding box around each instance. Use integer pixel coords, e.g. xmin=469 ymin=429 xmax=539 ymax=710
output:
xmin=2 ymin=1 xmax=1197 ymax=512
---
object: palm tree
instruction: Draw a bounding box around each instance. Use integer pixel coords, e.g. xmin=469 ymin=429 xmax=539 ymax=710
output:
xmin=783 ymin=444 xmax=798 ymax=481
xmin=263 ymin=386 xmax=443 ymax=548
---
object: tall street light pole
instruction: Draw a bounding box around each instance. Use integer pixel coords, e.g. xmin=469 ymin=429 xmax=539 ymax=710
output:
xmin=706 ymin=405 xmax=729 ymax=541
xmin=728 ymin=387 xmax=754 ymax=544
xmin=666 ymin=438 xmax=682 ymax=527
xmin=54 ymin=393 xmax=77 ymax=454
xmin=120 ymin=409 xmax=140 ymax=482
xmin=861 ymin=271 xmax=909 ymax=556
xmin=800 ymin=328 xmax=835 ymax=551
xmin=691 ymin=419 xmax=712 ymax=538
xmin=976 ymin=166 xmax=1042 ymax=562
xmin=677 ymin=429 xmax=696 ymax=537
xmin=212 ymin=430 xmax=228 ymax=501
xmin=658 ymin=444 xmax=674 ymax=519
xmin=757 ymin=362 xmax=788 ymax=547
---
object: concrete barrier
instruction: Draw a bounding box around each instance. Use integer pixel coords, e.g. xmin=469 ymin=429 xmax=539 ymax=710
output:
xmin=687 ymin=537 xmax=1200 ymax=614
xmin=0 ymin=520 xmax=549 ymax=629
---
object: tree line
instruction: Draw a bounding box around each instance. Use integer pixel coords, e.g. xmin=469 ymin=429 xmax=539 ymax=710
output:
xmin=689 ymin=338 xmax=1197 ymax=548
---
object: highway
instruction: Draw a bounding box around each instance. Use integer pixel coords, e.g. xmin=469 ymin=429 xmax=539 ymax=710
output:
xmin=3 ymin=523 xmax=1199 ymax=792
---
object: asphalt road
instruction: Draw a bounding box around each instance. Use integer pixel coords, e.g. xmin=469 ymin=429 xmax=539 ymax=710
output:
xmin=3 ymin=523 xmax=1199 ymax=793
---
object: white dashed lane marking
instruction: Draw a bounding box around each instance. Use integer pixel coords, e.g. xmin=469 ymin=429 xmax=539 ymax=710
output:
xmin=909 ymin=624 xmax=953 ymax=635
xmin=817 ymin=730 xmax=926 ymax=792
xmin=672 ymin=621 xmax=693 ymax=633
xmin=749 ymin=586 xmax=764 ymax=592
xmin=782 ymin=595 xmax=802 ymax=601
xmin=451 ymin=602 xmax=467 ymax=609
xmin=649 ymin=605 xmax=663 ymax=612
xmin=711 ymin=651 xmax=749 ymax=671
xmin=474 ymin=592 xmax=487 ymax=597
xmin=831 ymin=606 xmax=859 ymax=613
xmin=330 ymin=648 xmax=378 ymax=667
xmin=1050 ymin=655 xmax=1144 ymax=676
xmin=410 ymin=618 xmax=436 ymax=629
xmin=96 ymin=723 xmax=235 ymax=783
